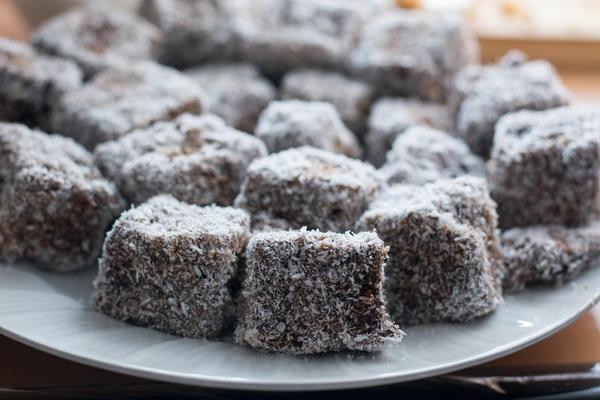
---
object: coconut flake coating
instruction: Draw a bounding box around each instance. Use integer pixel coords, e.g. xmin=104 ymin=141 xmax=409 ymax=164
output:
xmin=501 ymin=221 xmax=600 ymax=292
xmin=50 ymin=61 xmax=206 ymax=150
xmin=186 ymin=63 xmax=276 ymax=133
xmin=280 ymin=69 xmax=374 ymax=136
xmin=254 ymin=100 xmax=362 ymax=158
xmin=366 ymin=97 xmax=454 ymax=166
xmin=94 ymin=113 xmax=267 ymax=206
xmin=235 ymin=146 xmax=382 ymax=232
xmin=0 ymin=38 xmax=82 ymax=126
xmin=379 ymin=126 xmax=485 ymax=185
xmin=139 ymin=0 xmax=242 ymax=68
xmin=237 ymin=0 xmax=373 ymax=77
xmin=357 ymin=176 xmax=502 ymax=325
xmin=32 ymin=5 xmax=163 ymax=78
xmin=488 ymin=107 xmax=600 ymax=229
xmin=235 ymin=229 xmax=403 ymax=354
xmin=453 ymin=51 xmax=571 ymax=157
xmin=351 ymin=10 xmax=478 ymax=101
xmin=93 ymin=195 xmax=250 ymax=338
xmin=0 ymin=123 xmax=125 ymax=271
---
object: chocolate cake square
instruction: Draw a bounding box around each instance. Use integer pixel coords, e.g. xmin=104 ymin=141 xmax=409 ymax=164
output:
xmin=0 ymin=123 xmax=125 ymax=271
xmin=488 ymin=107 xmax=600 ymax=228
xmin=254 ymin=100 xmax=361 ymax=158
xmin=50 ymin=61 xmax=206 ymax=149
xmin=93 ymin=195 xmax=250 ymax=338
xmin=94 ymin=114 xmax=267 ymax=206
xmin=235 ymin=146 xmax=382 ymax=232
xmin=235 ymin=229 xmax=403 ymax=354
xmin=357 ymin=177 xmax=502 ymax=324
xmin=453 ymin=51 xmax=571 ymax=157
xmin=32 ymin=5 xmax=162 ymax=77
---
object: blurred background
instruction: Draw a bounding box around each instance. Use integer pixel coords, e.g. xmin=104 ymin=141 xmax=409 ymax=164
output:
xmin=2 ymin=0 xmax=599 ymax=103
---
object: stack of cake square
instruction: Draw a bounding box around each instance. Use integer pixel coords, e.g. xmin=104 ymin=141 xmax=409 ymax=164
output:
xmin=1 ymin=0 xmax=598 ymax=357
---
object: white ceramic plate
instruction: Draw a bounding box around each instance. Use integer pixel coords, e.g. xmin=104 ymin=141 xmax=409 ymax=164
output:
xmin=1 ymin=263 xmax=599 ymax=391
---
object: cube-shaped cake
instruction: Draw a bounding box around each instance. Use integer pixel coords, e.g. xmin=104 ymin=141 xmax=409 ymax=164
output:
xmin=139 ymin=0 xmax=241 ymax=68
xmin=235 ymin=146 xmax=382 ymax=232
xmin=50 ymin=61 xmax=206 ymax=149
xmin=94 ymin=114 xmax=267 ymax=206
xmin=93 ymin=195 xmax=250 ymax=338
xmin=453 ymin=51 xmax=571 ymax=157
xmin=357 ymin=177 xmax=502 ymax=324
xmin=32 ymin=5 xmax=162 ymax=77
xmin=237 ymin=0 xmax=373 ymax=76
xmin=366 ymin=97 xmax=453 ymax=166
xmin=280 ymin=69 xmax=374 ymax=135
xmin=501 ymin=221 xmax=600 ymax=292
xmin=351 ymin=11 xmax=478 ymax=101
xmin=186 ymin=62 xmax=276 ymax=133
xmin=488 ymin=107 xmax=600 ymax=228
xmin=235 ymin=229 xmax=403 ymax=354
xmin=379 ymin=126 xmax=485 ymax=185
xmin=0 ymin=123 xmax=125 ymax=271
xmin=0 ymin=38 xmax=82 ymax=126
xmin=254 ymin=100 xmax=361 ymax=157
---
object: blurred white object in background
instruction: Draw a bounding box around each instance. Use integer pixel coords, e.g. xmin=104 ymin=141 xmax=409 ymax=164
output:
xmin=469 ymin=0 xmax=600 ymax=39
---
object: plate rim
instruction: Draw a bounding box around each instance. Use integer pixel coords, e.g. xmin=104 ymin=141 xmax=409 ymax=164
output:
xmin=2 ymin=289 xmax=599 ymax=392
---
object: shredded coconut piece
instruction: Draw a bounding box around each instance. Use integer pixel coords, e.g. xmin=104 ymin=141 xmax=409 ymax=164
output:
xmin=93 ymin=194 xmax=250 ymax=338
xmin=235 ymin=228 xmax=403 ymax=354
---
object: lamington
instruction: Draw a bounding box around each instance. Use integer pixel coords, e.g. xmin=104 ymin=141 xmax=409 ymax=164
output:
xmin=357 ymin=176 xmax=502 ymax=325
xmin=501 ymin=221 xmax=600 ymax=292
xmin=365 ymin=97 xmax=454 ymax=166
xmin=254 ymin=100 xmax=362 ymax=157
xmin=351 ymin=10 xmax=478 ymax=101
xmin=0 ymin=38 xmax=82 ymax=126
xmin=93 ymin=195 xmax=250 ymax=338
xmin=488 ymin=107 xmax=600 ymax=229
xmin=235 ymin=146 xmax=382 ymax=232
xmin=237 ymin=0 xmax=373 ymax=77
xmin=453 ymin=51 xmax=571 ymax=157
xmin=235 ymin=229 xmax=403 ymax=354
xmin=280 ymin=69 xmax=374 ymax=135
xmin=139 ymin=0 xmax=241 ymax=68
xmin=50 ymin=60 xmax=206 ymax=149
xmin=32 ymin=5 xmax=162 ymax=77
xmin=379 ymin=126 xmax=485 ymax=185
xmin=186 ymin=62 xmax=276 ymax=133
xmin=94 ymin=114 xmax=267 ymax=206
xmin=0 ymin=123 xmax=125 ymax=271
